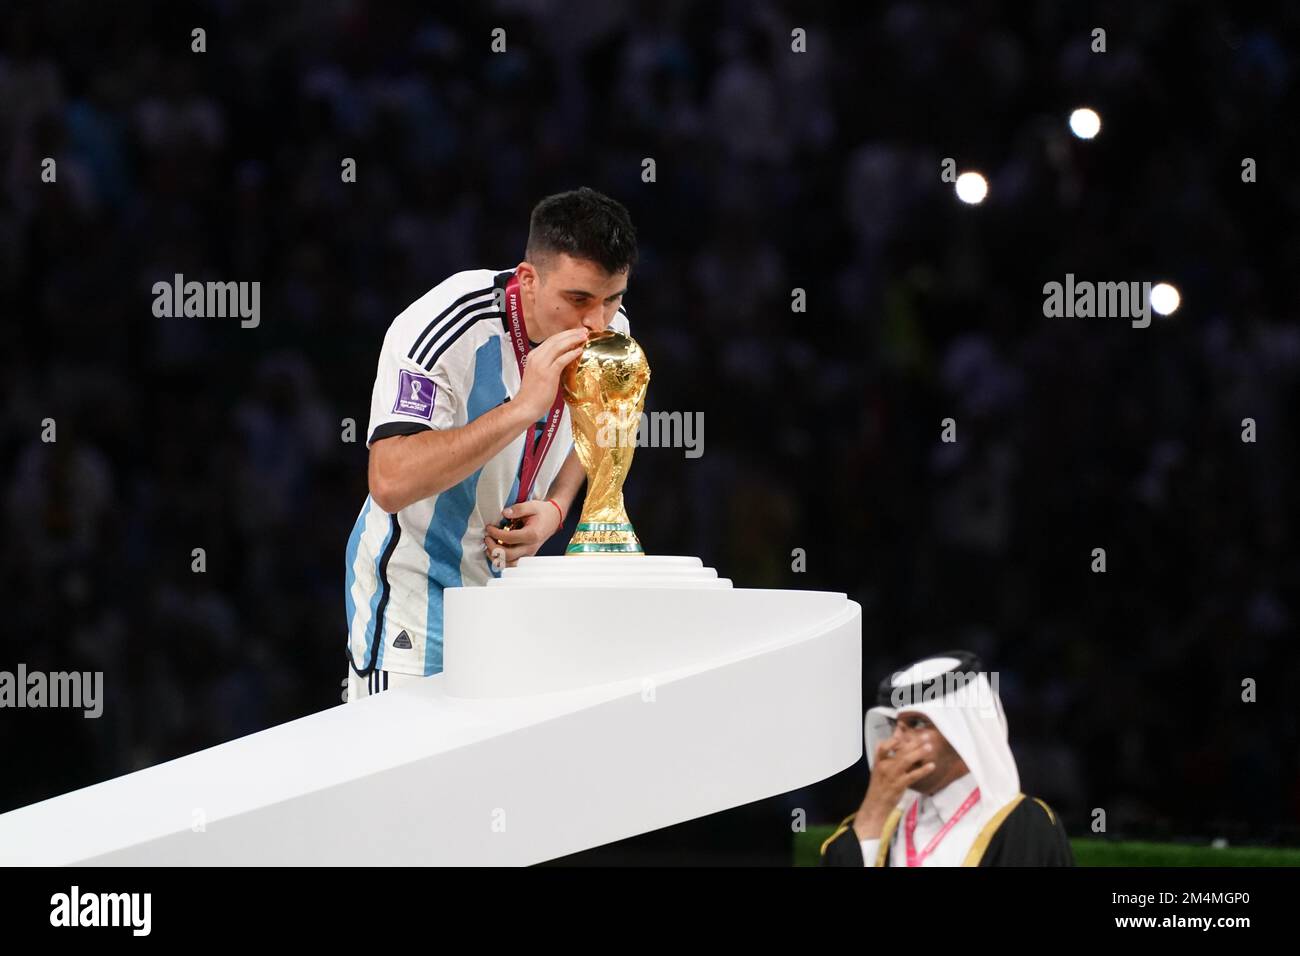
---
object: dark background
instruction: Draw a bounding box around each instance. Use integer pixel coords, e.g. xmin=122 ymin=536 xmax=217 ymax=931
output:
xmin=1 ymin=0 xmax=1297 ymax=862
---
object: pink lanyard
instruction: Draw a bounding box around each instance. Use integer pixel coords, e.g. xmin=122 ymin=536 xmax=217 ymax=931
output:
xmin=502 ymin=271 xmax=566 ymax=505
xmin=904 ymin=786 xmax=980 ymax=867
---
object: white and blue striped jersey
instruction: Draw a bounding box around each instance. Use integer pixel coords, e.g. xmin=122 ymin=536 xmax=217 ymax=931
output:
xmin=345 ymin=267 xmax=629 ymax=677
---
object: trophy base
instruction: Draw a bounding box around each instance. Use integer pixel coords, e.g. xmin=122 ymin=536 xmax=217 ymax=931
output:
xmin=565 ymin=522 xmax=644 ymax=555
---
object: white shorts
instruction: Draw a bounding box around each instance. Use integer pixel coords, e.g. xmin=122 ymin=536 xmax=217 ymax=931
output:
xmin=342 ymin=667 xmax=428 ymax=703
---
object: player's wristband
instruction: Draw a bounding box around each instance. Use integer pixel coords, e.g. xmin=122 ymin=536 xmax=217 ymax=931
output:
xmin=545 ymin=498 xmax=564 ymax=523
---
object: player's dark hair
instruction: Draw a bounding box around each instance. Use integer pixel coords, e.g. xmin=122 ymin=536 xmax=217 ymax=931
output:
xmin=526 ymin=187 xmax=638 ymax=276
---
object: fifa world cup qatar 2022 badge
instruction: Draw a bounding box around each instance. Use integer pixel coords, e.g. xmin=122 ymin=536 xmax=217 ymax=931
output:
xmin=562 ymin=329 xmax=651 ymax=555
xmin=392 ymin=369 xmax=437 ymax=420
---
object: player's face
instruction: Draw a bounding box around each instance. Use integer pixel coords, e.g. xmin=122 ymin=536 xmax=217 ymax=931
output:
xmin=528 ymin=253 xmax=628 ymax=339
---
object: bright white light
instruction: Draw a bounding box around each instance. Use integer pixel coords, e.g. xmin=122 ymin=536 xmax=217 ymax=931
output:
xmin=1150 ymin=282 xmax=1180 ymax=316
xmin=1069 ymin=107 xmax=1101 ymax=139
xmin=955 ymin=172 xmax=988 ymax=205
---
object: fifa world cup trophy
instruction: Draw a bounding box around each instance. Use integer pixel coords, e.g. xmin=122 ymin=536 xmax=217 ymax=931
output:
xmin=561 ymin=330 xmax=650 ymax=554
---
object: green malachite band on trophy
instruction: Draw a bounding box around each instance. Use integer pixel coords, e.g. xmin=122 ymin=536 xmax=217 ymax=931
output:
xmin=575 ymin=522 xmax=635 ymax=532
xmin=565 ymin=542 xmax=644 ymax=553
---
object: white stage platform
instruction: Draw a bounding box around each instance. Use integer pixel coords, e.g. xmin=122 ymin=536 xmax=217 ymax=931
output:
xmin=0 ymin=556 xmax=861 ymax=865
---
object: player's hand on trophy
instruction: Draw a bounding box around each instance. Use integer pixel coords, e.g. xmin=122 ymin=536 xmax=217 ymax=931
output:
xmin=852 ymin=734 xmax=936 ymax=840
xmin=516 ymin=328 xmax=588 ymax=420
xmin=483 ymin=500 xmax=565 ymax=569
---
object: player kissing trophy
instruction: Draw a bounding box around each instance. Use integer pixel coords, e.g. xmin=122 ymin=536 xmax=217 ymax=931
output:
xmin=561 ymin=329 xmax=650 ymax=554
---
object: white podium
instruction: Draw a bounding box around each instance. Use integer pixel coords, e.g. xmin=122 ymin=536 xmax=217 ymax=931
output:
xmin=0 ymin=557 xmax=861 ymax=865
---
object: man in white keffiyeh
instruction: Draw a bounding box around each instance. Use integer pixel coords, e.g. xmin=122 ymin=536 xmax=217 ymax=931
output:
xmin=821 ymin=651 xmax=1074 ymax=867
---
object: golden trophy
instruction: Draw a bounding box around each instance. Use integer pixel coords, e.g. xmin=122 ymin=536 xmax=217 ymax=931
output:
xmin=562 ymin=329 xmax=650 ymax=554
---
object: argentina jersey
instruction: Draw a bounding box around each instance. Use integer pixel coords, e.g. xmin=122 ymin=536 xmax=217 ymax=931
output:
xmin=344 ymin=267 xmax=630 ymax=678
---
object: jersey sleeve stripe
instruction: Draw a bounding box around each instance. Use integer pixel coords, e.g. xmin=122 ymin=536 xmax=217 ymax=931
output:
xmin=422 ymin=310 xmax=505 ymax=371
xmin=416 ymin=301 xmax=502 ymax=366
xmin=406 ymin=286 xmax=495 ymax=360
xmin=369 ymin=420 xmax=433 ymax=444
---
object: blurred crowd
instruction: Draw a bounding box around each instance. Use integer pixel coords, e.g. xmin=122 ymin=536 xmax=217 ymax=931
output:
xmin=1 ymin=0 xmax=1297 ymax=854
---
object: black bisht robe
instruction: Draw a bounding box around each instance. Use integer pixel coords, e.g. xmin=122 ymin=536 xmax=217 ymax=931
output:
xmin=820 ymin=794 xmax=1075 ymax=867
